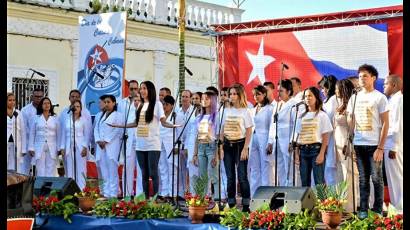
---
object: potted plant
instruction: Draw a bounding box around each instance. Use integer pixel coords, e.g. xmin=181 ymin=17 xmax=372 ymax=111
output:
xmin=314 ymin=181 xmax=348 ymax=229
xmin=74 ymin=186 xmax=100 ymax=212
xmin=185 ymin=174 xmax=211 ymax=224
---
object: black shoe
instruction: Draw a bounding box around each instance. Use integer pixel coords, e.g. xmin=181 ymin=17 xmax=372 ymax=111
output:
xmin=242 ymin=205 xmax=250 ymax=213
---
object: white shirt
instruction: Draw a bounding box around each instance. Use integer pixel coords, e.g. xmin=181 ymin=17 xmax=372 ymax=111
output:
xmin=347 ymin=90 xmax=388 ymax=146
xmin=222 ymin=107 xmax=254 ymax=140
xmin=293 ymin=91 xmax=304 ymax=102
xmin=197 ymin=114 xmax=219 ymax=143
xmin=59 ymin=106 xmax=92 ymax=149
xmin=21 ymin=103 xmax=37 ymax=153
xmin=385 ymin=91 xmax=402 ymax=152
xmin=7 ymin=109 xmax=26 ymax=155
xmin=175 ymin=105 xmax=195 ymax=146
xmin=28 ymin=114 xmax=60 ymax=160
xmin=117 ymin=97 xmax=137 ymax=124
xmin=135 ymin=101 xmax=165 ymax=151
xmin=268 ymin=98 xmax=298 ymax=144
xmin=295 ymin=111 xmax=333 ymax=145
xmin=252 ymin=104 xmax=273 ymax=136
xmin=323 ymin=95 xmax=338 ymax=124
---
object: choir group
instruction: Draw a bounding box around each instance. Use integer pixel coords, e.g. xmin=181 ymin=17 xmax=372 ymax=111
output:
xmin=7 ymin=64 xmax=402 ymax=217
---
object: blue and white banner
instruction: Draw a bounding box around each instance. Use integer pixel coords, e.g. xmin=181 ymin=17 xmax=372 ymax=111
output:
xmin=77 ymin=12 xmax=126 ymax=115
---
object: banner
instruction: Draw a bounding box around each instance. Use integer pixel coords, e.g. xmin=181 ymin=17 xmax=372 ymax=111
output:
xmin=77 ymin=12 xmax=127 ymax=115
xmin=219 ymin=24 xmax=389 ymax=103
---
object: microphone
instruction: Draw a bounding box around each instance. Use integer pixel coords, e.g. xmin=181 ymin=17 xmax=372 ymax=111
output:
xmin=292 ymin=101 xmax=305 ymax=108
xmin=281 ymin=62 xmax=289 ymax=70
xmin=353 ymin=87 xmax=362 ymax=93
xmin=184 ymin=66 xmax=193 ymax=76
xmin=52 ymin=104 xmax=59 ymax=108
xmin=29 ymin=68 xmax=45 ymax=77
xmin=67 ymin=105 xmax=75 ymax=114
xmin=13 ymin=110 xmax=19 ymax=118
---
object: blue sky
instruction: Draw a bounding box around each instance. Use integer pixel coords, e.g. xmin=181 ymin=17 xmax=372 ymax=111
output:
xmin=201 ymin=0 xmax=403 ymax=22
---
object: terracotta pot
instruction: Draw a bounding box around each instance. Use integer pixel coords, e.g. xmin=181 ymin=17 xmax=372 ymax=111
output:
xmin=321 ymin=211 xmax=342 ymax=229
xmin=78 ymin=197 xmax=96 ymax=212
xmin=188 ymin=206 xmax=207 ymax=224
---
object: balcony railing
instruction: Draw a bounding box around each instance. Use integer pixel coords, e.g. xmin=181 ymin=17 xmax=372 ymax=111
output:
xmin=11 ymin=0 xmax=244 ymax=31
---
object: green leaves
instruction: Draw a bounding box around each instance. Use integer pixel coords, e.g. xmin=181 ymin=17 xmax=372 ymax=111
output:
xmin=282 ymin=209 xmax=317 ymax=230
xmin=220 ymin=207 xmax=248 ymax=229
xmin=192 ymin=174 xmax=208 ymax=198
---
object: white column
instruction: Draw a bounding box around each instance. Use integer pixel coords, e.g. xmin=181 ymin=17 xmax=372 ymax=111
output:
xmin=153 ymin=51 xmax=167 ymax=88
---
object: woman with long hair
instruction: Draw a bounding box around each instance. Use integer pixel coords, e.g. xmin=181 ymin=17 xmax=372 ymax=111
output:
xmin=267 ymin=79 xmax=299 ymax=186
xmin=294 ymin=87 xmax=333 ymax=186
xmin=318 ymin=75 xmax=339 ymax=185
xmin=28 ymin=97 xmax=59 ymax=177
xmin=334 ymin=79 xmax=359 ymax=212
xmin=94 ymin=95 xmax=123 ymax=198
xmin=248 ymin=85 xmax=273 ymax=197
xmin=192 ymin=91 xmax=220 ymax=199
xmin=60 ymin=100 xmax=91 ymax=190
xmin=219 ymin=83 xmax=254 ymax=212
xmin=111 ymin=81 xmax=178 ymax=199
xmin=7 ymin=92 xmax=26 ymax=171
xmin=192 ymin=91 xmax=203 ymax=116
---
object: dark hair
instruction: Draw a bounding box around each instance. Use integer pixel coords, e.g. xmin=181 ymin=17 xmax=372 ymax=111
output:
xmin=278 ymin=79 xmax=293 ymax=96
xmin=136 ymin=81 xmax=157 ymax=125
xmin=72 ymin=99 xmax=83 ymax=117
xmin=221 ymin=87 xmax=229 ymax=92
xmin=335 ymin=79 xmax=354 ymax=114
xmin=206 ymin=86 xmax=218 ymax=95
xmin=163 ymin=95 xmax=175 ymax=105
xmin=263 ymin=81 xmax=275 ymax=90
xmin=160 ymin=87 xmax=171 ymax=95
xmin=347 ymin=76 xmax=358 ymax=80
xmin=104 ymin=95 xmax=117 ymax=111
xmin=290 ymin=77 xmax=302 ymax=86
xmin=358 ymin=64 xmax=378 ymax=79
xmin=318 ymin=75 xmax=337 ymax=103
xmin=36 ymin=97 xmax=55 ymax=116
xmin=301 ymin=87 xmax=323 ymax=117
xmin=32 ymin=87 xmax=44 ymax=94
xmin=128 ymin=80 xmax=139 ymax=87
xmin=99 ymin=94 xmax=108 ymax=100
xmin=193 ymin=91 xmax=203 ymax=99
xmin=252 ymin=85 xmax=269 ymax=107
xmin=69 ymin=89 xmax=81 ymax=97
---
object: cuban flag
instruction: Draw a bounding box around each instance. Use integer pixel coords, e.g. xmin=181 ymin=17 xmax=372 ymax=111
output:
xmin=220 ymin=24 xmax=389 ymax=102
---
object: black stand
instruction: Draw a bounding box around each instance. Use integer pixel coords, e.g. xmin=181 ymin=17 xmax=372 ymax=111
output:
xmin=171 ymin=112 xmax=176 ymax=200
xmin=13 ymin=110 xmax=19 ymax=171
xmin=117 ymin=97 xmax=133 ymax=197
xmin=273 ymin=64 xmax=286 ymax=186
xmin=288 ymin=104 xmax=301 ymax=186
xmin=167 ymin=106 xmax=197 ymax=208
xmin=346 ymin=90 xmax=359 ymax=214
xmin=216 ymin=101 xmax=227 ymax=209
xmin=71 ymin=110 xmax=77 ymax=183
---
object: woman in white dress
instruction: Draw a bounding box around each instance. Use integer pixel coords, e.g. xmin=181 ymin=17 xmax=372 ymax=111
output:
xmin=28 ymin=97 xmax=59 ymax=177
xmin=7 ymin=92 xmax=26 ymax=171
xmin=60 ymin=100 xmax=91 ymax=190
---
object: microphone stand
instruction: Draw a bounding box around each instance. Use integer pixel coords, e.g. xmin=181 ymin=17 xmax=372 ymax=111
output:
xmin=288 ymin=104 xmax=301 ymax=186
xmin=71 ymin=109 xmax=77 ymax=183
xmin=14 ymin=111 xmax=18 ymax=171
xmin=167 ymin=106 xmax=197 ymax=208
xmin=216 ymin=101 xmax=226 ymax=209
xmin=171 ymin=111 xmax=176 ymax=201
xmin=117 ymin=97 xmax=133 ymax=197
xmin=273 ymin=64 xmax=285 ymax=186
xmin=346 ymin=89 xmax=359 ymax=214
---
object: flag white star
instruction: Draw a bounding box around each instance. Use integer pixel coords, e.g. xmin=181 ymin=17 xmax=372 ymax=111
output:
xmin=90 ymin=48 xmax=102 ymax=65
xmin=246 ymin=37 xmax=275 ymax=84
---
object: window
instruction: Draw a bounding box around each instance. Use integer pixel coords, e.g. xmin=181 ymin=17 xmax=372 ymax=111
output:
xmin=12 ymin=77 xmax=49 ymax=110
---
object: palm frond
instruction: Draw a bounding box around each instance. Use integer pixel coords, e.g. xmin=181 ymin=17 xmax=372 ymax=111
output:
xmin=313 ymin=183 xmax=327 ymax=201
xmin=192 ymin=174 xmax=208 ymax=198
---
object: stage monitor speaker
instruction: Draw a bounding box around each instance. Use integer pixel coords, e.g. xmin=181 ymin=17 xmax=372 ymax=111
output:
xmin=250 ymin=186 xmax=316 ymax=213
xmin=34 ymin=177 xmax=80 ymax=199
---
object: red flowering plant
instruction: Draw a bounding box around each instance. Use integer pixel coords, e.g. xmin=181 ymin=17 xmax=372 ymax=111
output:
xmin=74 ymin=186 xmax=100 ymax=199
xmin=32 ymin=193 xmax=60 ymax=213
xmin=242 ymin=209 xmax=286 ymax=230
xmin=184 ymin=175 xmax=211 ymax=207
xmin=369 ymin=211 xmax=403 ymax=230
xmin=32 ymin=190 xmax=78 ymax=223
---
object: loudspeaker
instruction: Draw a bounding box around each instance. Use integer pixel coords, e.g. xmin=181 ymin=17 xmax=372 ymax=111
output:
xmin=250 ymin=186 xmax=316 ymax=213
xmin=34 ymin=177 xmax=80 ymax=199
xmin=7 ymin=171 xmax=35 ymax=218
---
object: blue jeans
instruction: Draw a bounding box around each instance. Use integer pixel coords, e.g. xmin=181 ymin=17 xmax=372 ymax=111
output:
xmin=198 ymin=142 xmax=219 ymax=199
xmin=136 ymin=151 xmax=161 ymax=199
xmin=354 ymin=145 xmax=384 ymax=213
xmin=299 ymin=144 xmax=325 ymax=186
xmin=223 ymin=139 xmax=250 ymax=206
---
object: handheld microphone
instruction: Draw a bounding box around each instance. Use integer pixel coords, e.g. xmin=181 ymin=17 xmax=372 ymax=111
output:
xmin=281 ymin=62 xmax=289 ymax=70
xmin=29 ymin=68 xmax=46 ymax=77
xmin=292 ymin=101 xmax=305 ymax=108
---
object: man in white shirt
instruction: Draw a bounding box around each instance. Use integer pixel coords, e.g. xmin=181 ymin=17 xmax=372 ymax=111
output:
xmin=117 ymin=80 xmax=142 ymax=197
xmin=20 ymin=88 xmax=44 ymax=175
xmin=263 ymin=82 xmax=277 ymax=106
xmin=58 ymin=90 xmax=93 ymax=177
xmin=383 ymin=74 xmax=403 ymax=213
xmin=290 ymin=77 xmax=304 ymax=102
xmin=159 ymin=87 xmax=171 ymax=104
xmin=347 ymin=64 xmax=389 ymax=219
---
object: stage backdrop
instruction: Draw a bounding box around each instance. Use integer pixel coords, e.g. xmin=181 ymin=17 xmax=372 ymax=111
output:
xmin=77 ymin=12 xmax=127 ymax=115
xmin=219 ymin=24 xmax=389 ymax=103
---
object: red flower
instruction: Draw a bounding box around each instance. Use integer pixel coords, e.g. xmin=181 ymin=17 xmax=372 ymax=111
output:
xmin=376 ymin=227 xmax=382 ymax=230
xmin=384 ymin=217 xmax=392 ymax=225
xmin=395 ymin=222 xmax=401 ymax=229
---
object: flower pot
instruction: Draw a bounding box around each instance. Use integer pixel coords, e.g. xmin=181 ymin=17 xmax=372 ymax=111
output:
xmin=188 ymin=206 xmax=207 ymax=224
xmin=86 ymin=179 xmax=99 ymax=188
xmin=78 ymin=197 xmax=96 ymax=212
xmin=321 ymin=211 xmax=342 ymax=229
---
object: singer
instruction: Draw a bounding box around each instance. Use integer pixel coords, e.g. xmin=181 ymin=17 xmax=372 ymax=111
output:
xmin=59 ymin=100 xmax=90 ymax=190
xmin=28 ymin=97 xmax=59 ymax=177
xmin=7 ymin=93 xmax=26 ymax=171
xmin=219 ymin=84 xmax=253 ymax=212
xmin=248 ymin=85 xmax=273 ymax=198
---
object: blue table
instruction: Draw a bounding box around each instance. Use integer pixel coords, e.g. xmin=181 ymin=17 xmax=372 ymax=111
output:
xmin=35 ymin=214 xmax=228 ymax=230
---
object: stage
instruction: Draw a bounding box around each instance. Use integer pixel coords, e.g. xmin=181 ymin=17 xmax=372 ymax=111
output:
xmin=35 ymin=214 xmax=227 ymax=230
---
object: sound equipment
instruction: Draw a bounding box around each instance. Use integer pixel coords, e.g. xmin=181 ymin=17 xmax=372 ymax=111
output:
xmin=33 ymin=177 xmax=80 ymax=199
xmin=250 ymin=186 xmax=316 ymax=213
xmin=7 ymin=171 xmax=35 ymax=218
